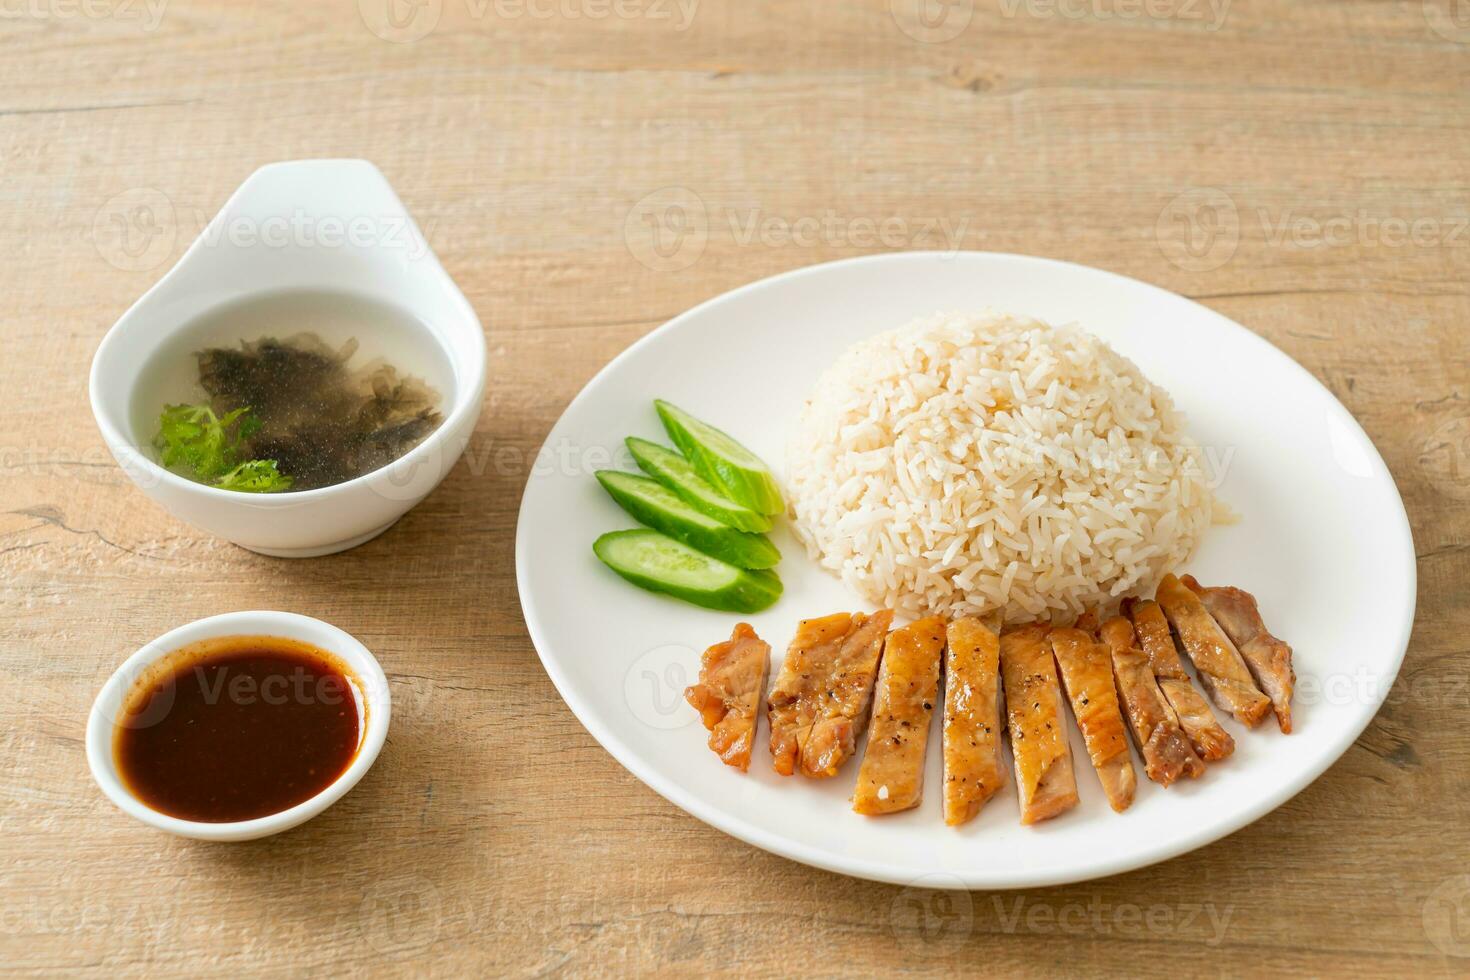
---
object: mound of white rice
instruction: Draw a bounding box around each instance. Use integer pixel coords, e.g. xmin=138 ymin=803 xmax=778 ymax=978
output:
xmin=787 ymin=312 xmax=1220 ymax=622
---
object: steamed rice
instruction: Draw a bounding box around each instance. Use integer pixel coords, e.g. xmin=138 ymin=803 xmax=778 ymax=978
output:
xmin=786 ymin=313 xmax=1221 ymax=622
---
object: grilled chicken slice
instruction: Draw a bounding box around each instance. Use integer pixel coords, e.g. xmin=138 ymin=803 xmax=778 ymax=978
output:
xmin=1159 ymin=678 xmax=1235 ymax=760
xmin=684 ymin=623 xmax=771 ymax=772
xmin=1183 ymin=575 xmax=1295 ymax=734
xmin=1125 ymin=598 xmax=1235 ymax=761
xmin=941 ymin=614 xmax=1006 ymax=826
xmin=999 ymin=624 xmax=1079 ymax=825
xmin=853 ymin=616 xmax=946 ymax=815
xmin=1099 ymin=616 xmax=1203 ymax=786
xmin=1126 ymin=597 xmax=1189 ymax=680
xmin=1050 ymin=627 xmax=1137 ymax=813
xmin=767 ymin=610 xmax=894 ymax=778
xmin=767 ymin=613 xmax=848 ymax=776
xmin=1155 ymin=574 xmax=1272 ymax=728
xmin=801 ymin=609 xmax=895 ymax=777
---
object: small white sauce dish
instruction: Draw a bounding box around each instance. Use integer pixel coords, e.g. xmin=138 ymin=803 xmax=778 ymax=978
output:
xmin=85 ymin=610 xmax=391 ymax=842
xmin=89 ymin=159 xmax=486 ymax=557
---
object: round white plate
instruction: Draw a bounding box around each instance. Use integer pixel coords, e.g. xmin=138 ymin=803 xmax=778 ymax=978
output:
xmin=515 ymin=252 xmax=1416 ymax=889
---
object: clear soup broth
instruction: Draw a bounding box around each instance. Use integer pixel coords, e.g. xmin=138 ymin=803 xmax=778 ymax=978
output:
xmin=130 ymin=290 xmax=456 ymax=493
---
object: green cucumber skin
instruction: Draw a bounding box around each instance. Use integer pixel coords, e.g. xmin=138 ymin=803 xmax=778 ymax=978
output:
xmin=705 ymin=461 xmax=785 ymax=518
xmin=625 ymin=437 xmax=772 ymax=533
xmin=592 ymin=530 xmax=783 ymax=613
xmin=655 ymin=400 xmax=785 ymax=516
xmin=595 ymin=471 xmax=780 ymax=570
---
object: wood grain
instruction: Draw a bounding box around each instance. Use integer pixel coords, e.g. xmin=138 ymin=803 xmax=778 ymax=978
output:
xmin=2 ymin=0 xmax=1467 ymax=974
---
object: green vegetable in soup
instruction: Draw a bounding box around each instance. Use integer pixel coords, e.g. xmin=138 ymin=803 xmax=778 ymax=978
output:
xmin=592 ymin=529 xmax=783 ymax=613
xmin=154 ymin=404 xmax=249 ymax=477
xmin=213 ymin=459 xmax=293 ymax=493
xmin=654 ymin=400 xmax=783 ymax=516
xmin=153 ymin=403 xmax=291 ymax=493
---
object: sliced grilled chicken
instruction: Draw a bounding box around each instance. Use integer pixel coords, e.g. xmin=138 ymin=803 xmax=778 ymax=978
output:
xmin=1158 ymin=677 xmax=1236 ymax=760
xmin=1125 ymin=597 xmax=1235 ymax=761
xmin=1050 ymin=627 xmax=1137 ymax=813
xmin=1099 ymin=616 xmax=1203 ymax=785
xmin=684 ymin=623 xmax=772 ymax=772
xmin=1183 ymin=575 xmax=1295 ymax=734
xmin=767 ymin=610 xmax=894 ymax=778
xmin=767 ymin=613 xmax=846 ymax=776
xmin=853 ymin=616 xmax=946 ymax=815
xmin=1155 ymin=574 xmax=1272 ymax=728
xmin=999 ymin=623 xmax=1079 ymax=825
xmin=941 ymin=614 xmax=1006 ymax=826
xmin=801 ymin=609 xmax=895 ymax=777
xmin=1126 ymin=597 xmax=1189 ymax=680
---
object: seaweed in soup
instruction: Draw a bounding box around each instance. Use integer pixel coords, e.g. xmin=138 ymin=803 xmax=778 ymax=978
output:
xmin=192 ymin=333 xmax=444 ymax=492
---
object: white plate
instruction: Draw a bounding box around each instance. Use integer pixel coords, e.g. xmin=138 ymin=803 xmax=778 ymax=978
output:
xmin=515 ymin=252 xmax=1415 ymax=889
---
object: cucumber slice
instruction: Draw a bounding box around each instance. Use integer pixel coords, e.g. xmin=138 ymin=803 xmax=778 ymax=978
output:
xmin=625 ymin=437 xmax=772 ymax=533
xmin=595 ymin=471 xmax=780 ymax=570
xmin=655 ymin=400 xmax=784 ymax=516
xmin=593 ymin=529 xmax=783 ymax=613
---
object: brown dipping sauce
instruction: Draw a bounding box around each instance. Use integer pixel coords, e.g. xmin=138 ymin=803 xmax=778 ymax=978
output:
xmin=114 ymin=636 xmax=363 ymax=823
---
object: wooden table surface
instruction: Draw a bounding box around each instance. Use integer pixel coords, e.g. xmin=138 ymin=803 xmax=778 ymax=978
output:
xmin=3 ymin=0 xmax=1468 ymax=975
